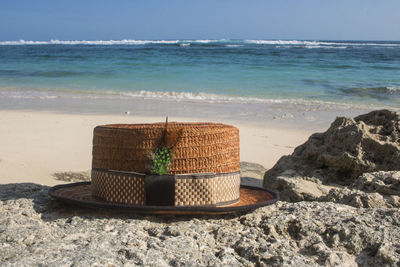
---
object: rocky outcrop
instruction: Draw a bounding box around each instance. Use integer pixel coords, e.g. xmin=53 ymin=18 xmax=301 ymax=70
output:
xmin=1 ymin=183 xmax=399 ymax=266
xmin=263 ymin=109 xmax=400 ymax=207
xmin=321 ymin=171 xmax=400 ymax=208
xmin=352 ymin=171 xmax=400 ymax=195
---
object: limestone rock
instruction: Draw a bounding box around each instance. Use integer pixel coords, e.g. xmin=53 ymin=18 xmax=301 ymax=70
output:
xmin=264 ymin=109 xmax=400 ymax=186
xmin=320 ymin=171 xmax=400 ymax=208
xmin=1 ymin=183 xmax=400 ymax=266
xmin=352 ymin=171 xmax=400 ymax=196
xmin=263 ymin=170 xmax=334 ymax=202
xmin=263 ymin=109 xmax=400 ymax=206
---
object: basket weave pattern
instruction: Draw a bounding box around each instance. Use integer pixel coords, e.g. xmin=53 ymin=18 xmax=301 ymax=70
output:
xmin=92 ymin=123 xmax=240 ymax=174
xmin=91 ymin=169 xmax=240 ymax=206
xmin=91 ymin=169 xmax=146 ymax=205
xmin=174 ymin=173 xmax=240 ymax=206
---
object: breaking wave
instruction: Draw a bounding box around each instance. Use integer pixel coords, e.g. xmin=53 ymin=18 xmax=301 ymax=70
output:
xmin=387 ymin=86 xmax=400 ymax=92
xmin=0 ymin=39 xmax=399 ymax=48
xmin=0 ymin=39 xmax=220 ymax=45
xmin=1 ymin=88 xmax=391 ymax=111
xmin=245 ymin=40 xmax=400 ymax=47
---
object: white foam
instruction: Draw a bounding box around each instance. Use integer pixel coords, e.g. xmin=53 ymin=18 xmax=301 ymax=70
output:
xmin=0 ymin=39 xmax=222 ymax=46
xmin=0 ymin=39 xmax=181 ymax=45
xmin=225 ymin=44 xmax=244 ymax=47
xmin=115 ymin=90 xmax=365 ymax=108
xmin=246 ymin=40 xmax=320 ymax=45
xmin=188 ymin=39 xmax=220 ymax=43
xmin=387 ymin=86 xmax=400 ymax=92
xmin=245 ymin=40 xmax=400 ymax=47
xmin=0 ymin=39 xmax=398 ymax=47
xmin=0 ymin=88 xmax=312 ymax=104
xmin=0 ymin=40 xmax=49 ymax=45
xmin=304 ymin=45 xmax=347 ymax=49
xmin=1 ymin=88 xmax=397 ymax=111
xmin=0 ymin=90 xmax=59 ymax=99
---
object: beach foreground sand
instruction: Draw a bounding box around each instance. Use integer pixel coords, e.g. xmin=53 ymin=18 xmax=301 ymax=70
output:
xmin=0 ymin=110 xmax=312 ymax=186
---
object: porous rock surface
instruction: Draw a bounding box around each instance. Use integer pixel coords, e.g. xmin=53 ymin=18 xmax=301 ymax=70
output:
xmin=321 ymin=171 xmax=400 ymax=208
xmin=263 ymin=109 xmax=400 ymax=207
xmin=1 ymin=183 xmax=400 ymax=266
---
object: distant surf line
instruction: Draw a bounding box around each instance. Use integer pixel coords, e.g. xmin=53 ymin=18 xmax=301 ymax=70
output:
xmin=0 ymin=39 xmax=399 ymax=47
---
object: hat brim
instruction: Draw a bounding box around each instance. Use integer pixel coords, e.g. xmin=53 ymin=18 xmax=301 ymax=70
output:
xmin=48 ymin=182 xmax=279 ymax=215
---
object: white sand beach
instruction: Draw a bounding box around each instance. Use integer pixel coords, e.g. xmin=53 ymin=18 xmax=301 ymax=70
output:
xmin=0 ymin=109 xmax=313 ymax=186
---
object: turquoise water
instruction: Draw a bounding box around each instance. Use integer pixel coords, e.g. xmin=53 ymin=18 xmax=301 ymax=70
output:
xmin=0 ymin=39 xmax=399 ymax=107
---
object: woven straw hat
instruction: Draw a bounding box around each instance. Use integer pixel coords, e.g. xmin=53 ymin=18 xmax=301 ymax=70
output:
xmin=49 ymin=182 xmax=278 ymax=215
xmin=49 ymin=122 xmax=278 ymax=215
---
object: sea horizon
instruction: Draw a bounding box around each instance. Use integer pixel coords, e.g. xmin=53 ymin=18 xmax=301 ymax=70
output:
xmin=1 ymin=38 xmax=400 ymax=43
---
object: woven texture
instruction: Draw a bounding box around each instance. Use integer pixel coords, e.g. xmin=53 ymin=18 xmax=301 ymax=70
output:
xmin=92 ymin=122 xmax=240 ymax=174
xmin=174 ymin=173 xmax=240 ymax=206
xmin=91 ymin=169 xmax=146 ymax=205
xmin=50 ymin=183 xmax=278 ymax=215
xmin=91 ymin=169 xmax=240 ymax=206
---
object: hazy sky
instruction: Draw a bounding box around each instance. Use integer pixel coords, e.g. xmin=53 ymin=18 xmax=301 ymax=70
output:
xmin=1 ymin=0 xmax=399 ymax=41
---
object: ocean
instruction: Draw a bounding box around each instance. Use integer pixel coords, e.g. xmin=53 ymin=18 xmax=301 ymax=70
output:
xmin=0 ymin=39 xmax=399 ymax=108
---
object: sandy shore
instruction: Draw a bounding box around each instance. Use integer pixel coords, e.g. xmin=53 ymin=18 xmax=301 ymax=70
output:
xmin=0 ymin=110 xmax=313 ymax=186
xmin=0 ymin=93 xmax=384 ymax=186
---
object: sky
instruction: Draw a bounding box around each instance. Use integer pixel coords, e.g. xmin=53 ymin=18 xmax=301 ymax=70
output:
xmin=0 ymin=0 xmax=399 ymax=41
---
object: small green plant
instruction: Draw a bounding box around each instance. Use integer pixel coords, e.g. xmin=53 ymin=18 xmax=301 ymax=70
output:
xmin=150 ymin=146 xmax=172 ymax=175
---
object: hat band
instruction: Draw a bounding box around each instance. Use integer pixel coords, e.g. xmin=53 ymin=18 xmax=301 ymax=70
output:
xmin=91 ymin=168 xmax=240 ymax=207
